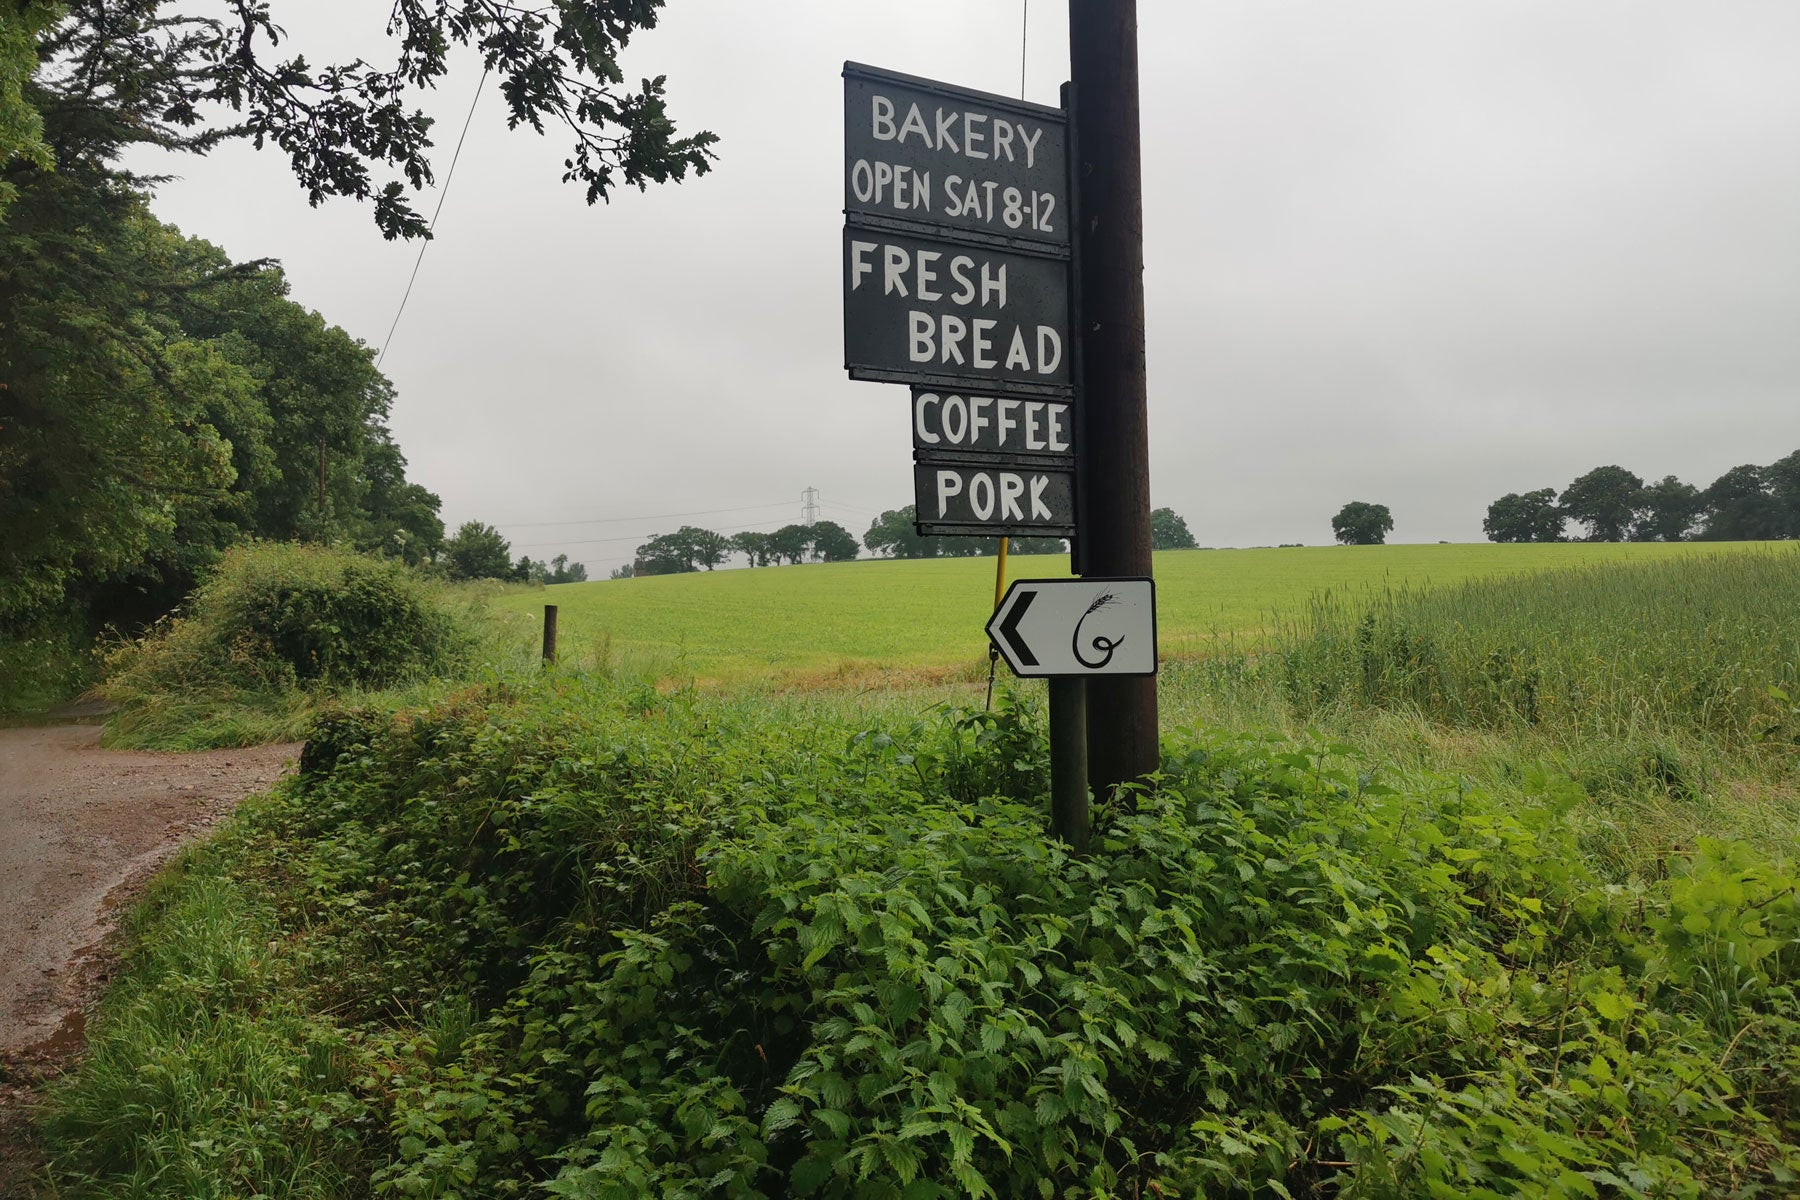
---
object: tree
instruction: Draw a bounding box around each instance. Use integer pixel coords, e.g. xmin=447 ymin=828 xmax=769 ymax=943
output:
xmin=862 ymin=508 xmax=941 ymax=559
xmin=547 ymin=555 xmax=587 ymax=584
xmin=1763 ymin=450 xmax=1800 ymax=539
xmin=1331 ymin=502 xmax=1393 ymax=546
xmin=633 ymin=533 xmax=690 ymax=575
xmin=0 ymin=1 xmax=57 ymax=216
xmin=1699 ymin=465 xmax=1782 ymax=541
xmin=1482 ymin=489 xmax=1564 ymax=543
xmin=731 ymin=531 xmax=775 ymax=567
xmin=1559 ymin=466 xmax=1644 ymax=542
xmin=29 ymin=0 xmax=718 ymax=240
xmin=1149 ymin=507 xmax=1198 ymax=550
xmin=768 ymin=524 xmax=814 ymax=566
xmin=677 ymin=526 xmax=731 ymax=571
xmin=1632 ymin=476 xmax=1702 ymax=542
xmin=1006 ymin=535 xmax=1067 ymax=555
xmin=810 ymin=521 xmax=860 ymax=563
xmin=444 ymin=522 xmax=513 ymax=580
xmin=609 ymin=563 xmax=635 ymax=580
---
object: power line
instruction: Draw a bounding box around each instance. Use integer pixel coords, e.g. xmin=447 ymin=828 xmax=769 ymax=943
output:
xmin=498 ymin=500 xmax=795 ymax=530
xmin=514 ymin=515 xmax=795 ymax=552
xmin=376 ymin=67 xmax=489 ymax=370
xmin=1020 ymin=0 xmax=1030 ymax=100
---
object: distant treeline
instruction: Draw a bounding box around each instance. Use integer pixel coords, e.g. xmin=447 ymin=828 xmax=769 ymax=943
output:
xmin=1486 ymin=455 xmax=1800 ymax=543
xmin=613 ymin=510 xmax=1072 ymax=578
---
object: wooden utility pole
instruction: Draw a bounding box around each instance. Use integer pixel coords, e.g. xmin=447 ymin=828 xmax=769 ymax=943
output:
xmin=1069 ymin=0 xmax=1159 ymax=796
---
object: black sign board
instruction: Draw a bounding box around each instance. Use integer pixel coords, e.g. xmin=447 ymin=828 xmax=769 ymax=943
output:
xmin=844 ymin=62 xmax=1068 ymax=251
xmin=911 ymin=388 xmax=1073 ymax=459
xmin=843 ymin=228 xmax=1070 ymax=396
xmin=913 ymin=461 xmax=1075 ymax=537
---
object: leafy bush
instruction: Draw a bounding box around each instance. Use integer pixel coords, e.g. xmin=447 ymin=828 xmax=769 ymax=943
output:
xmin=105 ymin=542 xmax=472 ymax=701
xmin=43 ymin=679 xmax=1800 ymax=1198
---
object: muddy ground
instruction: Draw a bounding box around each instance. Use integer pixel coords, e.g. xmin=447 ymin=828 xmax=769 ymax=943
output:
xmin=0 ymin=721 xmax=296 ymax=1194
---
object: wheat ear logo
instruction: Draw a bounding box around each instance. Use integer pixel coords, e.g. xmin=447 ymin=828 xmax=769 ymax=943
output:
xmin=1072 ymin=591 xmax=1125 ymax=669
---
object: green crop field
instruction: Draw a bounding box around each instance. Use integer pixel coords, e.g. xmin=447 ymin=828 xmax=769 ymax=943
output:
xmin=493 ymin=540 xmax=1759 ymax=684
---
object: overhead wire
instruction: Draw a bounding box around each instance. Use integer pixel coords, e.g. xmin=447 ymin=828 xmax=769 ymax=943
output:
xmin=498 ymin=500 xmax=796 ymax=530
xmin=376 ymin=66 xmax=490 ymax=370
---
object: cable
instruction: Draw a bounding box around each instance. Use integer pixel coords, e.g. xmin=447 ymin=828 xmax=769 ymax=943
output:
xmin=376 ymin=67 xmax=489 ymax=370
xmin=513 ymin=515 xmax=796 ymax=552
xmin=1020 ymin=0 xmax=1029 ymax=100
xmin=499 ymin=500 xmax=795 ymax=530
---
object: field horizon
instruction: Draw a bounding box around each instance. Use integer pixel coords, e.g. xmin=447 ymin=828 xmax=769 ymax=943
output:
xmin=493 ymin=540 xmax=1777 ymax=684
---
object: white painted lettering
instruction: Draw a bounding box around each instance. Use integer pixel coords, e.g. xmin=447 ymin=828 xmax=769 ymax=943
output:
xmin=949 ymin=256 xmax=976 ymax=305
xmin=939 ymin=314 xmax=967 ymax=364
xmin=872 ymin=95 xmax=897 ymax=141
xmin=908 ymin=311 xmax=934 ymax=362
xmin=898 ymin=102 xmax=930 ymax=145
xmin=883 ymin=244 xmax=909 ymax=296
xmin=1023 ymin=402 xmax=1043 ymax=449
xmin=1047 ymin=405 xmax=1069 ymax=451
xmin=1000 ymin=472 xmax=1025 ymax=520
xmin=998 ymin=398 xmax=1020 ymax=446
xmin=942 ymin=394 xmax=968 ymax=443
xmin=1019 ymin=125 xmax=1043 ymax=168
xmin=972 ymin=319 xmax=997 ymax=368
xmin=934 ymin=106 xmax=959 ymax=154
xmin=992 ymin=118 xmax=1015 ymax=163
xmin=980 ymin=262 xmax=1007 ymax=308
xmin=851 ymin=160 xmax=875 ymax=203
xmin=1005 ymin=327 xmax=1030 ymax=370
xmin=916 ymin=250 xmax=942 ymax=302
xmin=969 ymin=396 xmax=991 ymax=442
xmin=935 ymin=470 xmax=962 ymax=518
xmin=850 ymin=241 xmax=876 ymax=291
xmin=1037 ymin=326 xmax=1062 ymax=374
xmin=964 ymin=112 xmax=988 ymax=159
xmin=970 ymin=472 xmax=995 ymax=520
xmin=1029 ymin=475 xmax=1052 ymax=519
xmin=914 ymin=392 xmax=941 ymax=444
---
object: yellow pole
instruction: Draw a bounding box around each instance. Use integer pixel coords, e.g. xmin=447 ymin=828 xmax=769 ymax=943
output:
xmin=993 ymin=537 xmax=1010 ymax=608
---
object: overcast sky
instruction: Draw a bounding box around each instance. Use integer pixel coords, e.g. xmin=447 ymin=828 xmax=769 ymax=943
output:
xmin=131 ymin=1 xmax=1800 ymax=572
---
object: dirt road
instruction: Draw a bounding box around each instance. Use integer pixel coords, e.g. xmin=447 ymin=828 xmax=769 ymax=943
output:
xmin=0 ymin=721 xmax=296 ymax=1190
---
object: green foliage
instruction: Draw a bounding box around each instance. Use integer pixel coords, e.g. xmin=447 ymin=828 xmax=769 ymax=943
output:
xmin=1149 ymin=506 xmax=1198 ymax=550
xmin=1701 ymin=463 xmax=1786 ymax=541
xmin=1635 ymin=475 xmax=1703 ymax=542
xmin=865 ymin=506 xmax=944 ymax=559
xmin=41 ymin=677 xmax=1800 ymax=1197
xmin=1561 ymin=465 xmax=1646 ymax=542
xmin=0 ymin=0 xmax=56 ymax=215
xmin=39 ymin=862 xmax=372 ymax=1198
xmin=443 ymin=521 xmax=515 ymax=581
xmin=32 ymin=0 xmax=715 ymax=240
xmin=105 ymin=542 xmax=472 ymax=704
xmin=1483 ymin=488 xmax=1565 ymax=543
xmin=1331 ymin=501 xmax=1393 ymax=546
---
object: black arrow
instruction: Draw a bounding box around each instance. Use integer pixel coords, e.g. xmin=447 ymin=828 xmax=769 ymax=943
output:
xmin=995 ymin=589 xmax=1038 ymax=667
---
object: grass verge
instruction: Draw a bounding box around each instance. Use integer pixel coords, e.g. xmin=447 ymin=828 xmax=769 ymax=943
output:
xmin=31 ymin=672 xmax=1800 ymax=1198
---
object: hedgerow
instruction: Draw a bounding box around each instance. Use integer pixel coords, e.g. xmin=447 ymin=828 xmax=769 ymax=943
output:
xmin=99 ymin=542 xmax=477 ymax=747
xmin=42 ymin=678 xmax=1800 ymax=1198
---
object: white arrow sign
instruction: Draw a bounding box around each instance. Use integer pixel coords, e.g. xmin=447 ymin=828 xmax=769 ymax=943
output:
xmin=985 ymin=577 xmax=1158 ymax=678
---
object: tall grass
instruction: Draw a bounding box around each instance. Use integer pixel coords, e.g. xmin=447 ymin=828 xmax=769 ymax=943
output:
xmin=37 ymin=859 xmax=367 ymax=1198
xmin=1273 ymin=549 xmax=1800 ymax=749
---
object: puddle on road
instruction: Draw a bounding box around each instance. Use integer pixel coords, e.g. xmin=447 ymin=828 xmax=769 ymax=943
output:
xmin=20 ymin=1009 xmax=85 ymax=1060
